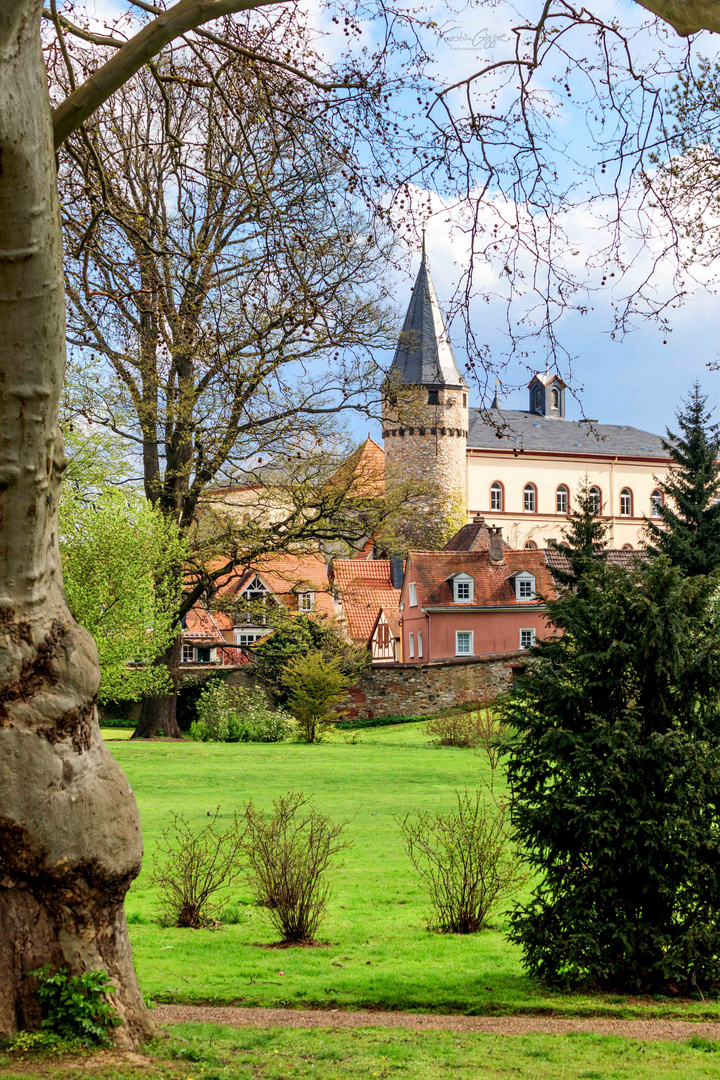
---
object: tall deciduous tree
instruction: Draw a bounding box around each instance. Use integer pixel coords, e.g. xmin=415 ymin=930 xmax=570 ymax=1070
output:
xmin=644 ymin=385 xmax=720 ymax=576
xmin=504 ymin=557 xmax=720 ymax=992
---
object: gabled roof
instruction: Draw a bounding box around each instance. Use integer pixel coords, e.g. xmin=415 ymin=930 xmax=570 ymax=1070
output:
xmin=369 ymin=606 xmax=401 ymax=644
xmin=443 ymin=515 xmax=511 ymax=553
xmin=333 ymin=558 xmax=402 ymax=641
xmin=405 ymin=549 xmax=557 ymax=609
xmin=467 ymin=408 xmax=669 ymax=459
xmin=388 ymin=252 xmax=466 ymax=388
xmin=217 ymin=551 xmax=335 ymax=617
xmin=329 ymin=436 xmax=385 ymax=499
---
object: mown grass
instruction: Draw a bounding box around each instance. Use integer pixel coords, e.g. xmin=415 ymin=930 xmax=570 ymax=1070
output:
xmin=105 ymin=723 xmax=720 ymax=1019
xmin=3 ymin=1024 xmax=720 ymax=1079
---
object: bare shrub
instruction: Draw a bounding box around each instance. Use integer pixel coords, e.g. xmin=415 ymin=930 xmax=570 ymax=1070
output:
xmin=150 ymin=809 xmax=242 ymax=928
xmin=240 ymin=792 xmax=351 ymax=943
xmin=398 ymin=789 xmax=526 ymax=934
xmin=426 ymin=688 xmax=508 ymax=760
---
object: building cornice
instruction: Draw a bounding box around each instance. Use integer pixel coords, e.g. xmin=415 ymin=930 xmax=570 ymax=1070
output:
xmin=465 ymin=446 xmax=672 ymax=466
xmin=422 ymin=604 xmax=548 ymax=614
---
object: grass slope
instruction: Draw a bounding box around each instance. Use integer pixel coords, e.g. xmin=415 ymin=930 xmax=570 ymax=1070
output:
xmin=107 ymin=724 xmax=720 ymax=1019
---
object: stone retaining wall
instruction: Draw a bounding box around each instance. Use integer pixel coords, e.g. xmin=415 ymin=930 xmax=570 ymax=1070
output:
xmin=342 ymin=653 xmax=526 ymax=719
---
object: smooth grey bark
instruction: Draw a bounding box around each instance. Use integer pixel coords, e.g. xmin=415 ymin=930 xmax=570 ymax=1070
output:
xmin=0 ymin=0 xmax=152 ymax=1046
xmin=633 ymin=0 xmax=720 ymax=34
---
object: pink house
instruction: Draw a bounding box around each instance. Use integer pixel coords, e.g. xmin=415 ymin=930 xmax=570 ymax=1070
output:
xmin=399 ymin=543 xmax=557 ymax=663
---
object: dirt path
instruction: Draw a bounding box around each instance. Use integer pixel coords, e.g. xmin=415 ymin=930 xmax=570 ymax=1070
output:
xmin=155 ymin=1004 xmax=720 ymax=1042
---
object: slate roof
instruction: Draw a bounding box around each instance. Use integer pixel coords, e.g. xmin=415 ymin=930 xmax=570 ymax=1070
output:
xmin=388 ymin=254 xmax=466 ymax=388
xmin=467 ymin=409 xmax=670 ymax=459
xmin=406 ymin=549 xmax=557 ymax=609
xmin=443 ymin=515 xmax=511 ymax=553
xmin=332 ymin=559 xmax=402 ymax=641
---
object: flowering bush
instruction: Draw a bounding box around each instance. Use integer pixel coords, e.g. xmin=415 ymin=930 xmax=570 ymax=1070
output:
xmin=190 ymin=683 xmax=293 ymax=743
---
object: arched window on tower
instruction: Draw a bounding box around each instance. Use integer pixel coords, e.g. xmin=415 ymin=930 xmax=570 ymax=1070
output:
xmin=533 ymin=387 xmax=542 ymax=412
xmin=490 ymin=482 xmax=503 ymax=511
xmin=651 ymin=489 xmax=663 ymax=517
xmin=556 ymin=484 xmax=569 ymax=514
xmin=620 ymin=488 xmax=633 ymax=517
xmin=551 ymin=388 xmax=559 ymax=409
xmin=589 ymin=486 xmax=601 ymax=515
xmin=524 ymin=483 xmax=537 ymax=513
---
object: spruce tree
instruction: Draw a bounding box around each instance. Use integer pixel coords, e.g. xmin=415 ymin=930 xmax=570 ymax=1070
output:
xmin=547 ymin=478 xmax=610 ymax=589
xmin=504 ymin=557 xmax=720 ymax=993
xmin=645 ymin=385 xmax=720 ymax=576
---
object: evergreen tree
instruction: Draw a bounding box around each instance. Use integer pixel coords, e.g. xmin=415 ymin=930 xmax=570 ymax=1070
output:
xmin=504 ymin=557 xmax=720 ymax=993
xmin=547 ymin=478 xmax=610 ymax=589
xmin=645 ymin=385 xmax=720 ymax=575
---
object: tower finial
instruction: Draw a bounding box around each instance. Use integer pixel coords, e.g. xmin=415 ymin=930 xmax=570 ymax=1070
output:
xmin=421 ymin=223 xmax=426 ymax=261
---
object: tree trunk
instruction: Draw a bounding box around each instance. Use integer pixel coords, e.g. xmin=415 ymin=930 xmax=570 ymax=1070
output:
xmin=132 ymin=636 xmax=182 ymax=739
xmin=0 ymin=1 xmax=153 ymax=1047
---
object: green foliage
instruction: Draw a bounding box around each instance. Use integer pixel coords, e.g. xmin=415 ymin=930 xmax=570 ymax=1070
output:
xmin=251 ymin=612 xmax=368 ymax=701
xmin=240 ymin=791 xmax=351 ymax=943
xmin=335 ymin=714 xmax=425 ymax=729
xmin=504 ymin=555 xmax=720 ymax=993
xmin=60 ymin=478 xmax=187 ymax=703
xmin=645 ymin=385 xmax=720 ymax=576
xmin=150 ymin=809 xmax=243 ymax=928
xmin=29 ymin=966 xmax=120 ymax=1046
xmin=546 ymin=476 xmax=610 ymax=587
xmin=281 ymin=650 xmax=354 ymax=743
xmin=189 ymin=683 xmax=293 ymax=743
xmin=177 ymin=671 xmax=228 ymax=732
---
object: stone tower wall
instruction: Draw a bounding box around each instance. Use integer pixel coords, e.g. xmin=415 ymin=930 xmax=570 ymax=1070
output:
xmin=382 ymin=386 xmax=468 ymax=540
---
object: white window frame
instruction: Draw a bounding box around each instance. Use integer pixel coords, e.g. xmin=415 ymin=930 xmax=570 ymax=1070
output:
xmin=182 ymin=644 xmax=195 ymax=663
xmin=651 ymin=490 xmax=663 ymax=518
xmin=234 ymin=630 xmax=264 ymax=647
xmin=298 ymin=591 xmax=314 ymax=612
xmin=490 ymin=482 xmax=503 ymax=511
xmin=417 ymin=631 xmax=423 ymax=659
xmin=452 ymin=573 xmax=474 ymax=603
xmin=520 ymin=628 xmax=536 ymax=650
xmin=408 ymin=632 xmax=415 ymax=658
xmin=456 ymin=630 xmax=473 ymax=656
xmin=589 ymin=486 xmax=602 ymax=515
xmin=556 ymin=485 xmax=569 ymax=515
xmin=408 ymin=582 xmax=418 ymax=607
xmin=620 ymin=488 xmax=632 ymax=517
xmin=514 ymin=572 xmax=536 ymax=601
xmin=524 ymin=484 xmax=537 ymax=513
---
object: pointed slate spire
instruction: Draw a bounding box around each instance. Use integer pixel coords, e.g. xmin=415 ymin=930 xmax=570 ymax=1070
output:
xmin=389 ymin=250 xmax=466 ymax=388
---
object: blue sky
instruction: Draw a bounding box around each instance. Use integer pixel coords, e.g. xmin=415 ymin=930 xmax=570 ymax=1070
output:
xmin=65 ymin=0 xmax=720 ymax=445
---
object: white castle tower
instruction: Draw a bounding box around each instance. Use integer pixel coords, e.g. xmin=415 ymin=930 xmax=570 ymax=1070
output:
xmin=382 ymin=250 xmax=469 ymax=549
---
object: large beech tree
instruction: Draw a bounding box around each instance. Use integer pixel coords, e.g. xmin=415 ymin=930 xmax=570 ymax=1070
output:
xmin=0 ymin=0 xmax=717 ymax=1049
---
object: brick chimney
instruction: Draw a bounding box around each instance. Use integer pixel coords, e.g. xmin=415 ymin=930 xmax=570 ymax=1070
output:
xmin=488 ymin=525 xmax=504 ymax=563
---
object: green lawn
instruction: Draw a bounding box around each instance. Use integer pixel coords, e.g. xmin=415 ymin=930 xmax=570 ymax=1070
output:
xmin=106 ymin=724 xmax=720 ymax=1020
xmin=3 ymin=1024 xmax=720 ymax=1079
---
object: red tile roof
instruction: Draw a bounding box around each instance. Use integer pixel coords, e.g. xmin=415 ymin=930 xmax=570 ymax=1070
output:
xmin=183 ymin=605 xmax=230 ymax=643
xmin=405 ymin=549 xmax=557 ymax=609
xmin=328 ymin=436 xmax=385 ymax=499
xmin=444 ymin=516 xmax=511 ymax=553
xmin=218 ymin=551 xmax=336 ymax=617
xmin=333 ymin=558 xmax=401 ymax=641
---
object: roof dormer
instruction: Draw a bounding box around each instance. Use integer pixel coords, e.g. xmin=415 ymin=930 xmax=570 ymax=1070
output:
xmin=508 ymin=570 xmax=537 ymax=601
xmin=528 ymin=372 xmax=565 ymax=419
xmin=446 ymin=571 xmax=475 ymax=603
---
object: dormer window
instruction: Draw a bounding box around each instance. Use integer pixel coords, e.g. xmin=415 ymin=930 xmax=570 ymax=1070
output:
xmin=448 ymin=572 xmax=474 ymax=603
xmin=298 ymin=591 xmax=314 ymax=612
xmin=512 ymin=571 xmax=536 ymax=601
